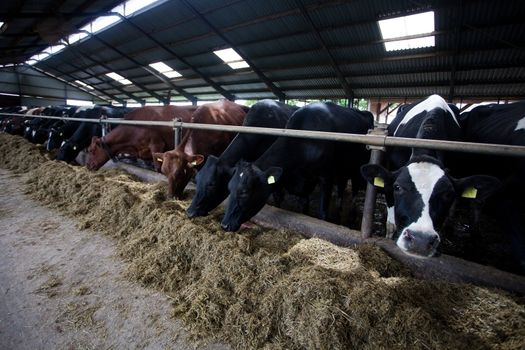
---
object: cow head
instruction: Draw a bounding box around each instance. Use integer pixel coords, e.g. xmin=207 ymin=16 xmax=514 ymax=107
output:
xmin=57 ymin=140 xmax=82 ymax=163
xmin=47 ymin=128 xmax=64 ymax=151
xmin=221 ymin=161 xmax=282 ymax=232
xmin=187 ymin=155 xmax=234 ymax=218
xmin=86 ymin=136 xmax=110 ymax=171
xmin=153 ymin=150 xmax=204 ymax=199
xmin=361 ymin=155 xmax=500 ymax=257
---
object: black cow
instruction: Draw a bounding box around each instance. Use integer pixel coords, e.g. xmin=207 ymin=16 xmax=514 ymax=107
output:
xmin=458 ymin=101 xmax=525 ymax=270
xmin=46 ymin=106 xmax=84 ymax=151
xmin=24 ymin=106 xmax=66 ymax=144
xmin=186 ymin=100 xmax=297 ymax=218
xmin=57 ymin=106 xmax=128 ymax=163
xmin=221 ymin=102 xmax=374 ymax=232
xmin=361 ymin=95 xmax=499 ymax=257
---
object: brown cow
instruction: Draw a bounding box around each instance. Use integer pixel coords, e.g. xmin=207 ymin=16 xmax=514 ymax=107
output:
xmin=153 ymin=100 xmax=248 ymax=199
xmin=86 ymin=105 xmax=197 ymax=172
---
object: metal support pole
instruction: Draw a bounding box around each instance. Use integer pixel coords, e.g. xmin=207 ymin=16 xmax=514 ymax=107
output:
xmin=173 ymin=118 xmax=182 ymax=147
xmin=361 ymin=127 xmax=387 ymax=239
xmin=100 ymin=114 xmax=108 ymax=137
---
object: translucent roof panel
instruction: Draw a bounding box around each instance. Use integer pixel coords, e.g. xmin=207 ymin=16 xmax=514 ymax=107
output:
xmin=378 ymin=11 xmax=435 ymax=51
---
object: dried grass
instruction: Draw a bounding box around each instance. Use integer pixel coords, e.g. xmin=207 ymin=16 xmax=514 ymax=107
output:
xmin=2 ymin=133 xmax=524 ymax=349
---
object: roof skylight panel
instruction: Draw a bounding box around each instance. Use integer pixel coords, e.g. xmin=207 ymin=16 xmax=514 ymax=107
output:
xmin=106 ymin=72 xmax=133 ymax=85
xmin=378 ymin=11 xmax=435 ymax=51
xmin=213 ymin=48 xmax=250 ymax=70
xmin=148 ymin=62 xmax=182 ymax=78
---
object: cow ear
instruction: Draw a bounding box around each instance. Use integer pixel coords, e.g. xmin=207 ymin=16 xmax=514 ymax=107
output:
xmin=152 ymin=152 xmax=164 ymax=163
xmin=188 ymin=154 xmax=205 ymax=167
xmin=452 ymin=175 xmax=501 ymax=201
xmin=360 ymin=164 xmax=394 ymax=190
xmin=264 ymin=167 xmax=282 ymax=185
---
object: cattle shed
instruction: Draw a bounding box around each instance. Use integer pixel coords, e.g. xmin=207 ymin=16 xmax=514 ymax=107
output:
xmin=0 ymin=0 xmax=524 ymax=109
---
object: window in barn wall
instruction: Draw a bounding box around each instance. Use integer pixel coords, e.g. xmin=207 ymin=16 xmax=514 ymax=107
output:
xmin=378 ymin=11 xmax=435 ymax=51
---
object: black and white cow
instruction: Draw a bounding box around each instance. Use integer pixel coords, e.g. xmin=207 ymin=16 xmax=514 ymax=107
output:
xmin=458 ymin=101 xmax=525 ymax=270
xmin=56 ymin=106 xmax=128 ymax=163
xmin=221 ymin=102 xmax=374 ymax=232
xmin=361 ymin=94 xmax=499 ymax=257
xmin=186 ymin=100 xmax=297 ymax=218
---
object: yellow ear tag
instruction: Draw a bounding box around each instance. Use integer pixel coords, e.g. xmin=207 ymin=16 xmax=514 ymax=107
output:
xmin=190 ymin=160 xmax=198 ymax=166
xmin=267 ymin=175 xmax=275 ymax=185
xmin=373 ymin=177 xmax=384 ymax=188
xmin=462 ymin=187 xmax=477 ymax=199
xmin=156 ymin=158 xmax=163 ymax=162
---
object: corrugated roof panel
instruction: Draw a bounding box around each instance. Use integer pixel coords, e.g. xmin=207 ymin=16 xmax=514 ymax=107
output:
xmin=264 ymin=65 xmax=334 ymax=80
xmin=185 ymin=86 xmax=217 ymax=94
xmin=456 ymin=84 xmax=525 ymax=97
xmin=276 ymin=77 xmax=339 ymax=89
xmin=285 ymin=89 xmax=344 ymax=99
xmin=202 ymin=0 xmax=300 ymax=28
xmin=221 ymin=82 xmax=268 ymax=91
xmin=233 ymin=92 xmax=276 ymax=100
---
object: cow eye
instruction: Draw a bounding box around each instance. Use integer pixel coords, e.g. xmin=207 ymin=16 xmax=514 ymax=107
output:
xmin=394 ymin=184 xmax=402 ymax=192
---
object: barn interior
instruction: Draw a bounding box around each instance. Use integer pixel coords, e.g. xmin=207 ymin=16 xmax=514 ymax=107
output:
xmin=1 ymin=1 xmax=525 ymax=349
xmin=1 ymin=0 xmax=524 ymax=114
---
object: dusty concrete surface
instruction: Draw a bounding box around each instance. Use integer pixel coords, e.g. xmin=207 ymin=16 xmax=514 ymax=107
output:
xmin=0 ymin=168 xmax=231 ymax=350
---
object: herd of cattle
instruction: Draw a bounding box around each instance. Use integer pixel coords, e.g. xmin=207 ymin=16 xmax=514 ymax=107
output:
xmin=1 ymin=96 xmax=524 ymax=271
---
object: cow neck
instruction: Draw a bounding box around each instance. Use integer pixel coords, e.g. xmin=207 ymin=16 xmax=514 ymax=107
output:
xmin=100 ymin=136 xmax=118 ymax=162
xmin=254 ymin=136 xmax=290 ymax=171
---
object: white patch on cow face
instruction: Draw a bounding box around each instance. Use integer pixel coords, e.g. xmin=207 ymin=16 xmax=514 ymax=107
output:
xmin=394 ymin=94 xmax=458 ymax=135
xmin=60 ymin=140 xmax=66 ymax=148
xmin=396 ymin=162 xmax=444 ymax=254
xmin=31 ymin=130 xmax=36 ymax=137
xmin=514 ymin=116 xmax=525 ymax=131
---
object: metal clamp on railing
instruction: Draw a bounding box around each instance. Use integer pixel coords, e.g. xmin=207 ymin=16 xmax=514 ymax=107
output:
xmin=366 ymin=125 xmax=388 ymax=152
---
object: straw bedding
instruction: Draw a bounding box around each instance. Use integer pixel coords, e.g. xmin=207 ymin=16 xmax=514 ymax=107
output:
xmin=1 ymin=133 xmax=524 ymax=349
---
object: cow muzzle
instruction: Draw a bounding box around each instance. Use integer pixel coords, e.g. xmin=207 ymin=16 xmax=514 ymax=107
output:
xmin=396 ymin=228 xmax=440 ymax=257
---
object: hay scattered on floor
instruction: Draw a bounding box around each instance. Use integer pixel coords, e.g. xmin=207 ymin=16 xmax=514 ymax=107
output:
xmin=56 ymin=301 xmax=101 ymax=330
xmin=34 ymin=275 xmax=63 ymax=298
xmin=2 ymin=133 xmax=525 ymax=349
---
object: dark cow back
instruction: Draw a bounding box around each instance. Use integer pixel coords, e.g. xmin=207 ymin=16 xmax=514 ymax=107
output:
xmin=458 ymin=101 xmax=525 ymax=271
xmin=221 ymin=102 xmax=374 ymax=231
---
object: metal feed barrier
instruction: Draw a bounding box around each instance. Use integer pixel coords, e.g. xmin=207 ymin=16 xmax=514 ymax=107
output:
xmin=4 ymin=110 xmax=525 ymax=236
xmin=3 ymin=110 xmax=525 ymax=294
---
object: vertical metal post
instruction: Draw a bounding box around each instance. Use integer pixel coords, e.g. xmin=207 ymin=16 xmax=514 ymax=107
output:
xmin=360 ymin=127 xmax=387 ymax=239
xmin=173 ymin=118 xmax=182 ymax=147
xmin=100 ymin=114 xmax=108 ymax=137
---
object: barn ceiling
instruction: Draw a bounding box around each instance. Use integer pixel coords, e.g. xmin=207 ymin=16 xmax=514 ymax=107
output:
xmin=0 ymin=0 xmax=524 ymax=104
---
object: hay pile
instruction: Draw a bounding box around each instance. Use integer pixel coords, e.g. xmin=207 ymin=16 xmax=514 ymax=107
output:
xmin=0 ymin=133 xmax=51 ymax=172
xmin=2 ymin=133 xmax=525 ymax=349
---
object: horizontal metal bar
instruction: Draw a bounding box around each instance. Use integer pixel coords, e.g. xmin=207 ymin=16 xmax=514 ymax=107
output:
xmin=2 ymin=112 xmax=525 ymax=157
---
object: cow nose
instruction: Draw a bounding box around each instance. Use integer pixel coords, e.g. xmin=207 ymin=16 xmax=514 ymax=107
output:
xmin=186 ymin=208 xmax=197 ymax=218
xmin=403 ymin=229 xmax=413 ymax=240
xmin=221 ymin=222 xmax=230 ymax=231
xmin=428 ymin=234 xmax=440 ymax=248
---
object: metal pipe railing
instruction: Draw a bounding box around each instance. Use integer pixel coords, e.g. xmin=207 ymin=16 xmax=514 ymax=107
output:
xmin=2 ymin=112 xmax=525 ymax=157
